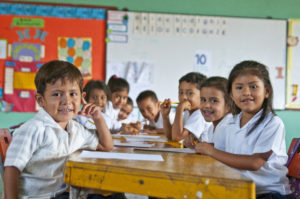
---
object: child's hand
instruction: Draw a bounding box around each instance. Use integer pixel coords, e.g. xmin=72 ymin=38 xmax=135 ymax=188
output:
xmin=79 ymin=103 xmax=102 ymax=120
xmin=195 ymin=142 xmax=214 ymax=156
xmin=129 ymin=122 xmax=142 ymax=131
xmin=160 ymin=98 xmax=171 ymax=118
xmin=143 ymin=124 xmax=152 ymax=130
xmin=183 ymin=133 xmax=198 ymax=149
xmin=120 ymin=124 xmax=139 ymax=135
xmin=178 ymin=100 xmax=191 ymax=111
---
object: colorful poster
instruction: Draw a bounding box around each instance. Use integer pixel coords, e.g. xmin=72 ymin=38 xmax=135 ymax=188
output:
xmin=3 ymin=60 xmax=42 ymax=112
xmin=58 ymin=37 xmax=92 ymax=79
xmin=0 ymin=2 xmax=108 ymax=112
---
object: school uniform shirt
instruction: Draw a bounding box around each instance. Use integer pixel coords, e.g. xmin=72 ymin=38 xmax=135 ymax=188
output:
xmin=4 ymin=108 xmax=99 ymax=199
xmin=182 ymin=109 xmax=211 ymax=139
xmin=104 ymin=101 xmax=120 ymax=120
xmin=74 ymin=113 xmax=122 ymax=133
xmin=202 ymin=113 xmax=233 ymax=151
xmin=149 ymin=111 xmax=175 ymax=129
xmin=221 ymin=110 xmax=291 ymax=195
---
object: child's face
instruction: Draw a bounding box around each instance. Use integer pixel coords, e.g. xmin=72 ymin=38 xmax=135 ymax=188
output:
xmin=137 ymin=97 xmax=160 ymax=122
xmin=178 ymin=81 xmax=201 ymax=111
xmin=111 ymin=90 xmax=128 ymax=109
xmin=35 ymin=79 xmax=81 ymax=129
xmin=200 ymin=87 xmax=228 ymax=127
xmin=86 ymin=88 xmax=107 ymax=111
xmin=118 ymin=104 xmax=133 ymax=121
xmin=231 ymin=74 xmax=269 ymax=116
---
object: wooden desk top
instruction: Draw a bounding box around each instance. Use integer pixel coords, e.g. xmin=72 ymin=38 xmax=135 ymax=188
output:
xmin=65 ymin=147 xmax=255 ymax=199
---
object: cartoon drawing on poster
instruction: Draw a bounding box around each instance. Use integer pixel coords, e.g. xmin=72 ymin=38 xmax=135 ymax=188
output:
xmin=12 ymin=43 xmax=41 ymax=62
xmin=58 ymin=37 xmax=92 ymax=79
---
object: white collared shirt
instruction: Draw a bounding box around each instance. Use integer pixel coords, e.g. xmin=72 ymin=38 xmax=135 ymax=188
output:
xmin=104 ymin=101 xmax=120 ymax=120
xmin=5 ymin=108 xmax=99 ymax=198
xmin=182 ymin=109 xmax=212 ymax=139
xmin=149 ymin=111 xmax=175 ymax=129
xmin=223 ymin=110 xmax=291 ymax=194
xmin=202 ymin=113 xmax=232 ymax=151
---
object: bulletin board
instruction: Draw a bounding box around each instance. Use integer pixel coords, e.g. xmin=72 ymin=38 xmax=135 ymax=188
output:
xmin=0 ymin=2 xmax=109 ymax=112
xmin=286 ymin=19 xmax=300 ymax=109
xmin=106 ymin=11 xmax=287 ymax=109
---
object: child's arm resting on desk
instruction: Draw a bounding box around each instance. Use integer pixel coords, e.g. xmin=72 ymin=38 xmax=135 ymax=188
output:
xmin=80 ymin=103 xmax=113 ymax=151
xmin=4 ymin=166 xmax=20 ymax=199
xmin=196 ymin=142 xmax=272 ymax=171
xmin=172 ymin=100 xmax=191 ymax=141
xmin=143 ymin=128 xmax=165 ymax=134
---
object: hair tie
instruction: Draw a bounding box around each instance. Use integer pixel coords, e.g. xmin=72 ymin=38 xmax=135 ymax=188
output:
xmin=113 ymin=75 xmax=118 ymax=79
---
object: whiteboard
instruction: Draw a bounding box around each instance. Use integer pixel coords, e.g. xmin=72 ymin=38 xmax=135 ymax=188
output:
xmin=286 ymin=19 xmax=300 ymax=109
xmin=106 ymin=11 xmax=287 ymax=109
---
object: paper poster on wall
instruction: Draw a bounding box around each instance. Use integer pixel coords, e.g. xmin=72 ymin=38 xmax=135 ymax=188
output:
xmin=193 ymin=50 xmax=212 ymax=75
xmin=0 ymin=39 xmax=7 ymax=59
xmin=58 ymin=37 xmax=92 ymax=79
xmin=4 ymin=60 xmax=42 ymax=112
xmin=106 ymin=61 xmax=153 ymax=105
xmin=286 ymin=19 xmax=300 ymax=109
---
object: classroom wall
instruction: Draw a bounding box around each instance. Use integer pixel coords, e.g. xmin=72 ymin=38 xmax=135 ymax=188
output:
xmin=1 ymin=0 xmax=300 ymax=149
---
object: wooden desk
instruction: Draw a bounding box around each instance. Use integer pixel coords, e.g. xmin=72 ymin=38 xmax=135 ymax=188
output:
xmin=64 ymin=147 xmax=255 ymax=199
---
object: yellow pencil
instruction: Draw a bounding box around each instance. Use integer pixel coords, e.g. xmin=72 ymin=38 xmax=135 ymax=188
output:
xmin=88 ymin=120 xmax=95 ymax=125
xmin=160 ymin=101 xmax=179 ymax=104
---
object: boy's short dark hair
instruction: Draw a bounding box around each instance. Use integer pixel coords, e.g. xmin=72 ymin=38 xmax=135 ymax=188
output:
xmin=126 ymin=97 xmax=133 ymax=106
xmin=179 ymin=72 xmax=207 ymax=90
xmin=35 ymin=60 xmax=83 ymax=95
xmin=136 ymin=90 xmax=158 ymax=104
xmin=83 ymin=80 xmax=111 ymax=101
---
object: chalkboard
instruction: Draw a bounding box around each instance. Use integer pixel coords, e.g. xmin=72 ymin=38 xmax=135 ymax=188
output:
xmin=106 ymin=11 xmax=287 ymax=109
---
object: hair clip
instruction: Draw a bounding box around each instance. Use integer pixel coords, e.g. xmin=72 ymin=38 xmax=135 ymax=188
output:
xmin=113 ymin=75 xmax=118 ymax=79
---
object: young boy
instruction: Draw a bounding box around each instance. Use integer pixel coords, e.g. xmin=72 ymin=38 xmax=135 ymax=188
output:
xmin=117 ymin=97 xmax=134 ymax=124
xmin=136 ymin=90 xmax=174 ymax=135
xmin=161 ymin=72 xmax=211 ymax=142
xmin=4 ymin=60 xmax=113 ymax=198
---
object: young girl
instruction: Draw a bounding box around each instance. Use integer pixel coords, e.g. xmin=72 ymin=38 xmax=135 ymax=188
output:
xmin=196 ymin=61 xmax=292 ymax=198
xmin=184 ymin=76 xmax=232 ymax=149
xmin=170 ymin=72 xmax=211 ymax=142
xmin=75 ymin=80 xmax=122 ymax=133
xmin=106 ymin=75 xmax=130 ymax=120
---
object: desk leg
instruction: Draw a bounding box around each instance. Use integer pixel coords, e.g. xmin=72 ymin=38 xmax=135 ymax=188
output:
xmin=69 ymin=186 xmax=89 ymax=199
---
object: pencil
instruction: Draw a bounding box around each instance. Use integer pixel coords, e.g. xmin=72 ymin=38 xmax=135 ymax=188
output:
xmin=160 ymin=101 xmax=179 ymax=104
xmin=88 ymin=120 xmax=95 ymax=125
